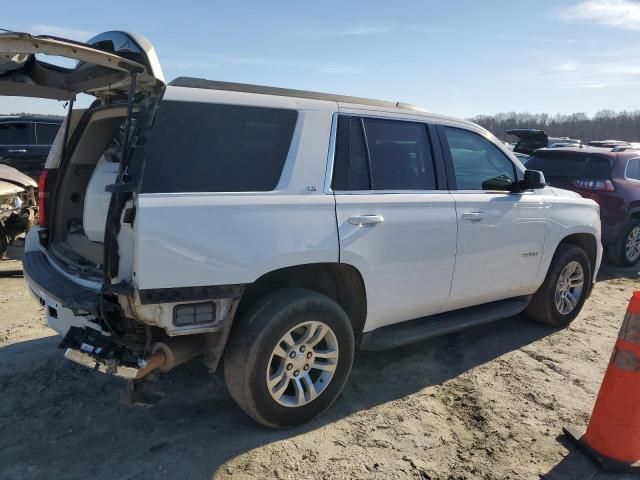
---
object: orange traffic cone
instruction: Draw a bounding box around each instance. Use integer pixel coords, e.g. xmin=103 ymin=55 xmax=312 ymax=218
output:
xmin=564 ymin=291 xmax=640 ymax=472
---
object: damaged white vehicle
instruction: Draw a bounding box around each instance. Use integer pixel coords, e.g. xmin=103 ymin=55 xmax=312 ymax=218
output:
xmin=2 ymin=31 xmax=602 ymax=428
xmin=0 ymin=164 xmax=37 ymax=257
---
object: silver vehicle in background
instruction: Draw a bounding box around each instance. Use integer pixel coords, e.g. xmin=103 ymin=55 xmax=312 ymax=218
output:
xmin=0 ymin=164 xmax=37 ymax=258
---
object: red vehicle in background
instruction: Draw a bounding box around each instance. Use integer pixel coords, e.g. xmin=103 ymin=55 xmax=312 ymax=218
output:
xmin=526 ymin=145 xmax=640 ymax=267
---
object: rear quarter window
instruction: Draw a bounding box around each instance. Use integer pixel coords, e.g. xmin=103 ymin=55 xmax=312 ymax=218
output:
xmin=526 ymin=153 xmax=611 ymax=180
xmin=626 ymin=158 xmax=640 ymax=181
xmin=141 ymin=101 xmax=298 ymax=193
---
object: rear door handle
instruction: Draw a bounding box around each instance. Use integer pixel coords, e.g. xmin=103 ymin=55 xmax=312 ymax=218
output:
xmin=348 ymin=215 xmax=384 ymax=226
xmin=462 ymin=212 xmax=487 ymax=221
xmin=7 ymin=149 xmax=27 ymax=153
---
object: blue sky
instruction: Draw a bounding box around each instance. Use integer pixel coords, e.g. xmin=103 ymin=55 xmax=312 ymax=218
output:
xmin=2 ymin=0 xmax=640 ymax=118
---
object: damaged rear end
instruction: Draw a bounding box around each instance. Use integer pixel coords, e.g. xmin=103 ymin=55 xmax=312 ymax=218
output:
xmin=1 ymin=31 xmax=224 ymax=383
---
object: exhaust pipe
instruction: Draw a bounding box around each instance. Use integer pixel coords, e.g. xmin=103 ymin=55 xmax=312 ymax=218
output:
xmin=148 ymin=335 xmax=206 ymax=373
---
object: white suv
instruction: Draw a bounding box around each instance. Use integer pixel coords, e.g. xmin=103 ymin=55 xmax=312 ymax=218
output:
xmin=2 ymin=31 xmax=602 ymax=427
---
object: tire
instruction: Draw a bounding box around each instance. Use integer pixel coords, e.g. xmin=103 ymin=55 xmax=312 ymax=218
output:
xmin=224 ymin=288 xmax=355 ymax=428
xmin=526 ymin=244 xmax=592 ymax=328
xmin=0 ymin=224 xmax=8 ymax=260
xmin=606 ymin=220 xmax=640 ymax=267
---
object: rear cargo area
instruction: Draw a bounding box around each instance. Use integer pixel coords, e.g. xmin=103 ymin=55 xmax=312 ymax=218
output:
xmin=49 ymin=106 xmax=128 ymax=279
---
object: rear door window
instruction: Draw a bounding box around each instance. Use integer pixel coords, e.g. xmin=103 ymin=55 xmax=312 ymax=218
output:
xmin=35 ymin=122 xmax=61 ymax=145
xmin=141 ymin=101 xmax=298 ymax=193
xmin=364 ymin=118 xmax=436 ymax=190
xmin=526 ymin=153 xmax=611 ymax=180
xmin=332 ymin=115 xmax=437 ymax=191
xmin=0 ymin=122 xmax=32 ymax=145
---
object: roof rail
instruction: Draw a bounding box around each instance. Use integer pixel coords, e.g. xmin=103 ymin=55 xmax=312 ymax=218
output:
xmin=611 ymin=146 xmax=639 ymax=152
xmin=168 ymin=77 xmax=427 ymax=112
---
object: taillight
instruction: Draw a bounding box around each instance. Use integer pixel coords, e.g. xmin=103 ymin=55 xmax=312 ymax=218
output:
xmin=572 ymin=178 xmax=615 ymax=191
xmin=37 ymin=169 xmax=58 ymax=227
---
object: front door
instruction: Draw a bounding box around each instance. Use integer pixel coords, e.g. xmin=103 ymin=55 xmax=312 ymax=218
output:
xmin=438 ymin=125 xmax=547 ymax=310
xmin=332 ymin=114 xmax=457 ymax=332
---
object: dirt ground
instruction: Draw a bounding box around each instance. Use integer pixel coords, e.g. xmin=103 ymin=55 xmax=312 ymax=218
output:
xmin=1 ymin=244 xmax=639 ymax=480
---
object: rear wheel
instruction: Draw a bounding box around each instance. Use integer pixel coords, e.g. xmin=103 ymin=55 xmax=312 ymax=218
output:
xmin=0 ymin=224 xmax=8 ymax=260
xmin=526 ymin=244 xmax=592 ymax=327
xmin=224 ymin=288 xmax=354 ymax=428
xmin=607 ymin=220 xmax=640 ymax=267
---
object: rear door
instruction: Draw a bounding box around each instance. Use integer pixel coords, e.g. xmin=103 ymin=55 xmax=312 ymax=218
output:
xmin=0 ymin=121 xmax=62 ymax=179
xmin=0 ymin=120 xmax=33 ymax=158
xmin=332 ymin=113 xmax=457 ymax=332
xmin=439 ymin=125 xmax=547 ymax=310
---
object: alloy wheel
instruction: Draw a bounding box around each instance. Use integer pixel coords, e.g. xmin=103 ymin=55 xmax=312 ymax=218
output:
xmin=625 ymin=226 xmax=640 ymax=263
xmin=554 ymin=261 xmax=585 ymax=315
xmin=266 ymin=321 xmax=339 ymax=407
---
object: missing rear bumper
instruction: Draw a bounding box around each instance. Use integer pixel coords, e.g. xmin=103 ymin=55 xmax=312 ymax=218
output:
xmin=63 ymin=348 xmax=156 ymax=380
xmin=59 ymin=326 xmax=162 ymax=380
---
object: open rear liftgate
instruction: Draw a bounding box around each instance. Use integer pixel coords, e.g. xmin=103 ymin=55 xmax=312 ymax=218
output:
xmin=57 ymin=74 xmax=170 ymax=405
xmin=0 ymin=31 xmax=174 ymax=404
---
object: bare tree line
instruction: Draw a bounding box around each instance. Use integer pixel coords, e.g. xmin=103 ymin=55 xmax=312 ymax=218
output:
xmin=469 ymin=110 xmax=640 ymax=143
xmin=1 ymin=112 xmax=64 ymax=119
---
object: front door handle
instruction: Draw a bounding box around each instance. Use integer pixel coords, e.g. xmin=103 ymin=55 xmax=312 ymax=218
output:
xmin=7 ymin=148 xmax=28 ymax=153
xmin=348 ymin=215 xmax=384 ymax=226
xmin=462 ymin=212 xmax=487 ymax=221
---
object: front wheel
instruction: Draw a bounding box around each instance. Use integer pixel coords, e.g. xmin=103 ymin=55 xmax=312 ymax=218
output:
xmin=526 ymin=244 xmax=592 ymax=327
xmin=224 ymin=288 xmax=354 ymax=428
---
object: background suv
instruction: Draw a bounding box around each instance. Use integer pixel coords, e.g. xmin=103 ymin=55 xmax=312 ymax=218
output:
xmin=507 ymin=128 xmax=581 ymax=155
xmin=0 ymin=115 xmax=63 ymax=179
xmin=527 ymin=146 xmax=640 ymax=266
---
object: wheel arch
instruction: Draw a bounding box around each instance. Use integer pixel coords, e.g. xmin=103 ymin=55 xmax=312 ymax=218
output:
xmin=556 ymin=232 xmax=598 ymax=276
xmin=235 ymin=262 xmax=368 ymax=337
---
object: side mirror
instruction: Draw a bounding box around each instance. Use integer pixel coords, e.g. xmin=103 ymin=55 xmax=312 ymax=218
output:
xmin=481 ymin=175 xmax=515 ymax=191
xmin=522 ymin=169 xmax=546 ymax=190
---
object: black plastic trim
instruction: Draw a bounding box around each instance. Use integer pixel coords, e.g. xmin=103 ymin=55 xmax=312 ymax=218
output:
xmin=138 ymin=284 xmax=246 ymax=304
xmin=436 ymin=124 xmax=458 ymax=190
xmin=23 ymin=251 xmax=100 ymax=315
xmin=427 ymin=123 xmax=448 ymax=190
